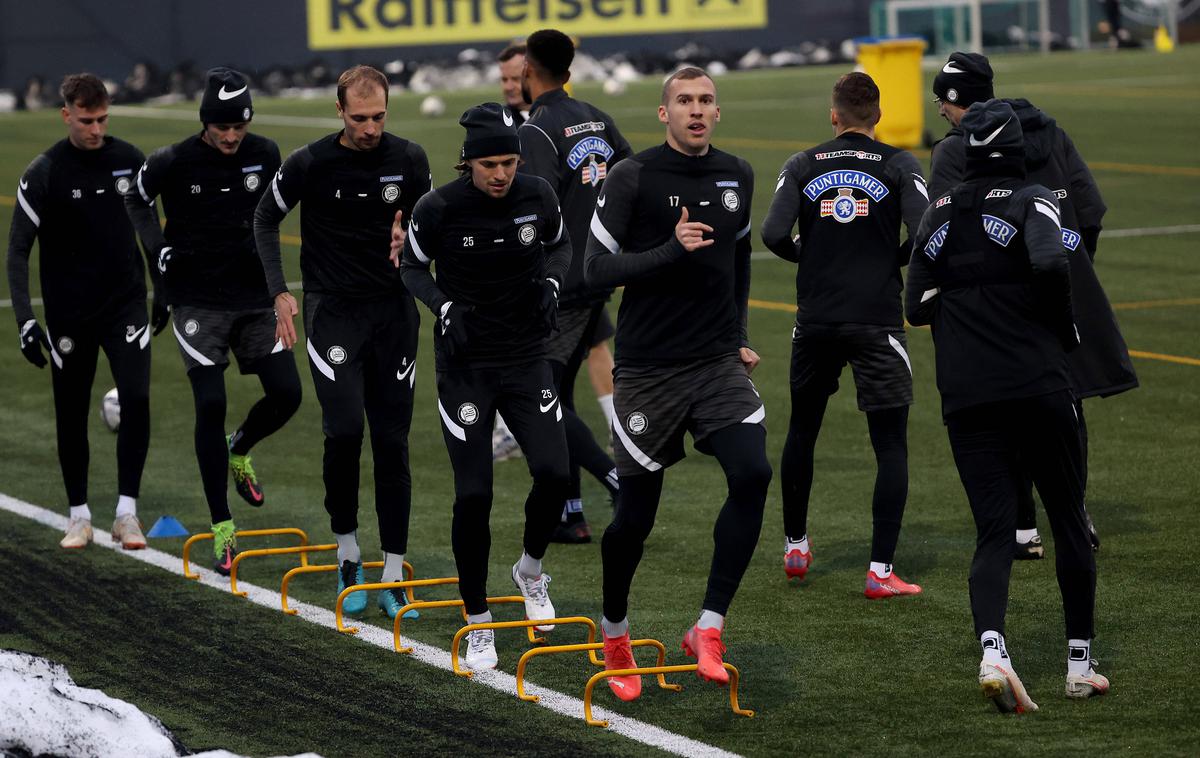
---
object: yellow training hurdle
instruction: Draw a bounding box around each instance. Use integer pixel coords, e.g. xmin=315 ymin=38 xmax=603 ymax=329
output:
xmin=583 ymin=662 xmax=754 ymax=727
xmin=450 ymin=617 xmax=598 ymax=678
xmin=278 ymin=560 xmax=424 ymax=614
xmin=392 ymin=596 xmax=540 ymax=653
xmin=181 ymin=527 xmax=309 ymax=579
xmin=515 ymin=639 xmax=678 ymax=703
xmin=335 ymin=578 xmax=461 ymax=633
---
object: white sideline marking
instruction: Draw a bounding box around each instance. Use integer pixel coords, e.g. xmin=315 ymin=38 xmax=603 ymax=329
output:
xmin=0 ymin=492 xmax=742 ymax=758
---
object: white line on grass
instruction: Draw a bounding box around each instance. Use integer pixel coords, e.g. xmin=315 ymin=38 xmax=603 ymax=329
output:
xmin=0 ymin=492 xmax=742 ymax=758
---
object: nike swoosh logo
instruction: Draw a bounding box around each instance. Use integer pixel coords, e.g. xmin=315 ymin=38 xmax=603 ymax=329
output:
xmin=125 ymin=326 xmax=147 ymax=344
xmin=539 ymin=399 xmax=557 ymax=413
xmin=396 ymin=362 xmax=415 ymax=382
xmin=502 ymin=109 xmax=514 ymax=127
xmin=942 ymin=62 xmax=966 ymax=74
xmin=596 ymin=195 xmax=606 ymax=208
xmin=218 ymin=84 xmax=248 ymax=100
xmin=968 ymin=117 xmax=1011 ymax=147
xmin=411 ymin=219 xmax=419 ymax=232
xmin=610 ymin=680 xmax=626 ymax=689
xmin=19 ymin=178 xmax=28 ymax=191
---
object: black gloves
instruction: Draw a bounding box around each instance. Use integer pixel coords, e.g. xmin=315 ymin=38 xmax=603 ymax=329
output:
xmin=537 ymin=277 xmax=560 ymax=333
xmin=18 ymin=319 xmax=49 ymax=368
xmin=151 ymin=285 xmax=170 ymax=335
xmin=439 ymin=301 xmax=472 ymax=355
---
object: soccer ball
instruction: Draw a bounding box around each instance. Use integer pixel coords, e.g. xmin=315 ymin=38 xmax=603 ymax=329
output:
xmin=100 ymin=388 xmax=120 ymax=432
xmin=602 ymin=78 xmax=627 ymax=96
xmin=419 ymin=95 xmax=445 ymax=118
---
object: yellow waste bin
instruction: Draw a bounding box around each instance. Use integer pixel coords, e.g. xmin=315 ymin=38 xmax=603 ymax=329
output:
xmin=855 ymin=36 xmax=927 ymax=149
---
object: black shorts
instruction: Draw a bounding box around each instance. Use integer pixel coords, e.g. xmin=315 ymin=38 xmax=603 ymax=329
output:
xmin=171 ymin=305 xmax=282 ymax=373
xmin=544 ymin=303 xmax=596 ymax=366
xmin=592 ymin=307 xmax=614 ymax=346
xmin=790 ymin=322 xmax=913 ymax=411
xmin=611 ymin=353 xmax=766 ymax=476
xmin=44 ymin=295 xmax=150 ymax=374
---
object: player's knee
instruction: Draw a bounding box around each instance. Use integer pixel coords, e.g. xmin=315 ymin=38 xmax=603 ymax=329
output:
xmin=323 ymin=415 xmax=364 ymax=440
xmin=453 ymin=490 xmax=491 ymax=517
xmin=191 ymin=386 xmax=224 ymax=419
xmin=727 ymin=457 xmax=772 ymax=505
xmin=272 ymin=380 xmax=303 ymax=417
xmin=528 ymin=459 xmax=570 ymax=490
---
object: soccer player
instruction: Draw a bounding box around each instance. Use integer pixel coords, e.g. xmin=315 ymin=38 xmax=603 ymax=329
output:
xmin=760 ymin=72 xmax=928 ymax=597
xmin=7 ymin=73 xmax=157 ymax=551
xmin=930 ymin=51 xmax=1135 ymax=557
xmin=584 ymin=67 xmax=771 ymax=701
xmin=401 ymin=102 xmax=571 ymax=671
xmin=907 ymin=99 xmax=1109 ymax=713
xmin=518 ymin=28 xmax=631 ymax=542
xmin=124 ymin=68 xmax=302 ymax=574
xmin=254 ymin=65 xmax=431 ymax=619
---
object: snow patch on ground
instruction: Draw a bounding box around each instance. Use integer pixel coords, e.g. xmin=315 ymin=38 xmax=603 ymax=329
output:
xmin=0 ymin=649 xmax=320 ymax=758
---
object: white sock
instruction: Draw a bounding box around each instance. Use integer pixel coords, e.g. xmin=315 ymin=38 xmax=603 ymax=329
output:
xmin=1016 ymin=528 xmax=1039 ymax=544
xmin=115 ymin=495 xmax=136 ymax=518
xmin=981 ymin=630 xmax=1009 ymax=665
xmin=602 ymin=616 xmax=629 ymax=638
xmin=335 ymin=531 xmax=361 ymax=564
xmin=381 ymin=552 xmax=406 ymax=583
xmin=467 ymin=610 xmax=493 ymax=625
xmin=69 ymin=504 xmax=92 ymax=521
xmin=786 ymin=535 xmax=809 ymax=554
xmin=517 ymin=551 xmax=542 ymax=578
xmin=1067 ymin=639 xmax=1092 ymax=676
xmin=598 ymin=394 xmax=615 ymax=427
xmin=870 ymin=561 xmax=893 ymax=579
xmin=696 ymin=610 xmax=724 ymax=630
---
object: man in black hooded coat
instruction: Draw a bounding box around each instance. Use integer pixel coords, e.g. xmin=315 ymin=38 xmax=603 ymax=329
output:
xmin=930 ymin=53 xmax=1138 ymax=558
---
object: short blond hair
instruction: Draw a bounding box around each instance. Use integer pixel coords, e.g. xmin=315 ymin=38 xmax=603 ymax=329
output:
xmin=337 ymin=65 xmax=388 ymax=107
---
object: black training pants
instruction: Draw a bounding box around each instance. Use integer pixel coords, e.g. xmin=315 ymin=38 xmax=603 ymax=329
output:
xmin=304 ymin=293 xmax=418 ymax=554
xmin=781 ymin=385 xmax=910 ymax=564
xmin=46 ymin=297 xmax=151 ymax=506
xmin=602 ymin=423 xmax=771 ymax=622
xmin=946 ymin=390 xmax=1095 ymax=640
xmin=437 ymin=360 xmax=570 ymax=615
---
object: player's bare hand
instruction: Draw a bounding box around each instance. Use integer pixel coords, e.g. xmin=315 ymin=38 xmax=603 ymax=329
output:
xmin=274 ymin=292 xmax=299 ymax=349
xmin=739 ymin=346 xmax=760 ymax=374
xmin=389 ymin=210 xmax=406 ymax=268
xmin=675 ymin=207 xmax=714 ymax=252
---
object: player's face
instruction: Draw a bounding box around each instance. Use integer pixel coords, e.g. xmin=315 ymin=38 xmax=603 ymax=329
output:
xmin=500 ymin=55 xmax=525 ymax=109
xmin=469 ymin=154 xmax=520 ymax=198
xmin=202 ymin=122 xmax=249 ymax=155
xmin=337 ymin=85 xmax=387 ymax=151
xmin=938 ymin=99 xmax=967 ymax=126
xmin=62 ymin=102 xmax=108 ymax=151
xmin=659 ymin=76 xmax=719 ymax=156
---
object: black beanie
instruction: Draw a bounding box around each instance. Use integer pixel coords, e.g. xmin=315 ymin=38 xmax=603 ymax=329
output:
xmin=199 ymin=67 xmax=253 ymax=125
xmin=459 ymin=102 xmax=521 ymax=160
xmin=932 ymin=52 xmax=994 ymax=107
